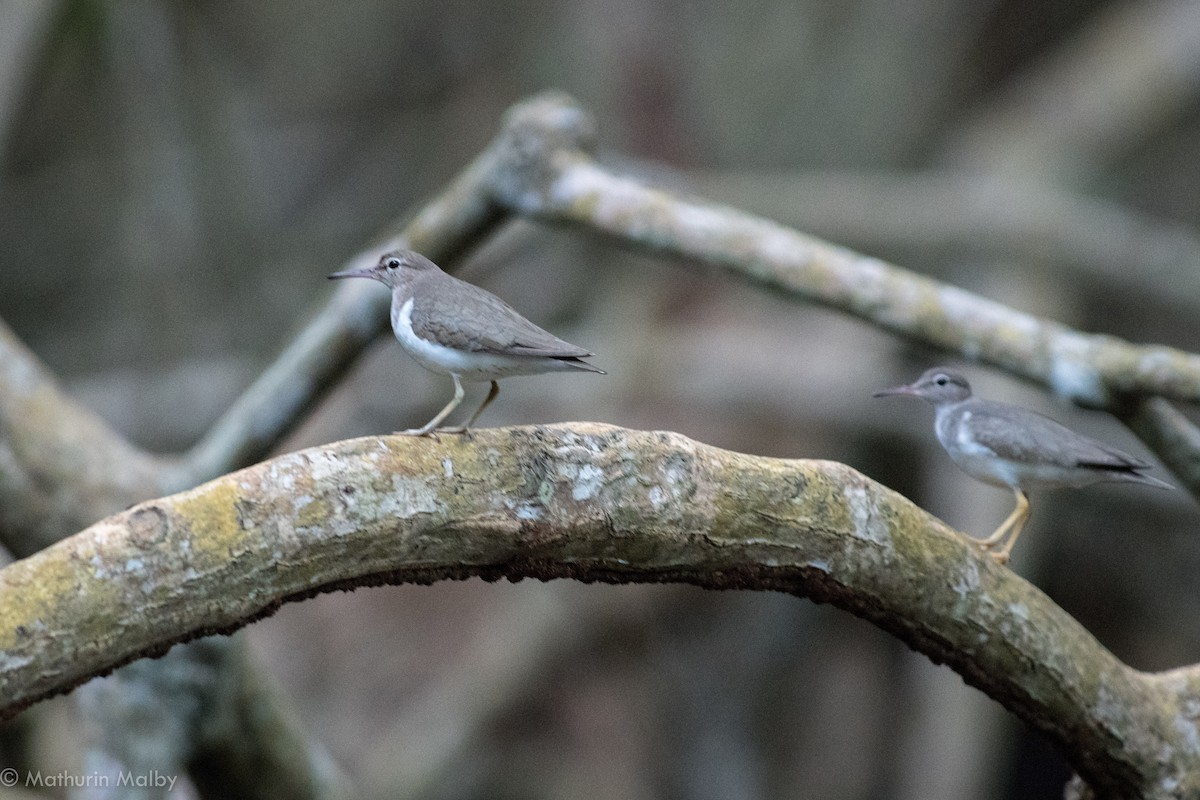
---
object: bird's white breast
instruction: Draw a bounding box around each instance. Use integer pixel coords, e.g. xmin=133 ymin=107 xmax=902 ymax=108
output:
xmin=936 ymin=409 xmax=1019 ymax=488
xmin=393 ymin=298 xmax=570 ymax=380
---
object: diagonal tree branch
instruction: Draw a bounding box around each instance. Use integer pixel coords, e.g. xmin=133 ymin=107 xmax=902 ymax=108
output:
xmin=179 ymin=140 xmax=509 ymax=483
xmin=940 ymin=0 xmax=1200 ymax=180
xmin=0 ymin=424 xmax=1192 ymax=800
xmin=494 ymin=98 xmax=1200 ymax=406
xmin=1121 ymin=397 xmax=1200 ymax=491
xmin=692 ymin=169 xmax=1200 ymax=313
xmin=0 ymin=88 xmax=514 ymax=554
xmin=477 ymin=92 xmax=1200 ymax=497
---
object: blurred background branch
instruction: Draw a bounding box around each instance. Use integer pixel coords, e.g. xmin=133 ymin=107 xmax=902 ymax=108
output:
xmin=941 ymin=0 xmax=1200 ymax=179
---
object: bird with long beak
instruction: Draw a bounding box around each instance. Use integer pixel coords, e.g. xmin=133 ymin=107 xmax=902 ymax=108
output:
xmin=330 ymin=250 xmax=604 ymax=436
xmin=874 ymin=367 xmax=1171 ymax=563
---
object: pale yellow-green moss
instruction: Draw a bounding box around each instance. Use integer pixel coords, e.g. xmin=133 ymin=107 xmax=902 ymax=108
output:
xmin=173 ymin=479 xmax=246 ymax=560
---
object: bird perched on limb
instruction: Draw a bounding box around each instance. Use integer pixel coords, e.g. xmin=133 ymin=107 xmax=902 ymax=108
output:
xmin=875 ymin=367 xmax=1171 ymax=563
xmin=330 ymin=250 xmax=603 ymax=436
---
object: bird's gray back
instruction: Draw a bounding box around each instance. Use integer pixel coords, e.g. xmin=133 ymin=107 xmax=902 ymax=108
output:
xmin=951 ymin=399 xmax=1147 ymax=470
xmin=407 ymin=274 xmax=592 ymax=357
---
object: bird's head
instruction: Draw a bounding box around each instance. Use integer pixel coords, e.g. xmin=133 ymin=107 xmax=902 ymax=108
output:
xmin=327 ymin=249 xmax=440 ymax=289
xmin=874 ymin=368 xmax=973 ymax=405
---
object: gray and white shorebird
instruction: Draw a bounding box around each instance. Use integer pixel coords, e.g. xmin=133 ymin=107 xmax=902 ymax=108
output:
xmin=329 ymin=249 xmax=603 ymax=436
xmin=874 ymin=367 xmax=1171 ymax=563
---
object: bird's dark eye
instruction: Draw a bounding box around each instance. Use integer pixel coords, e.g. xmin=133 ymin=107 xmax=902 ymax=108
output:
xmin=935 ymin=376 xmax=948 ymax=386
xmin=385 ymin=258 xmax=401 ymax=270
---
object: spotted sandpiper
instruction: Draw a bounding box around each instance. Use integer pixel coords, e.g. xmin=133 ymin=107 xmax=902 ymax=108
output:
xmin=874 ymin=367 xmax=1171 ymax=563
xmin=329 ymin=250 xmax=603 ymax=436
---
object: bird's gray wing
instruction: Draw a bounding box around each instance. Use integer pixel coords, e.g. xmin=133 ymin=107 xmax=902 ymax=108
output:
xmin=411 ymin=277 xmax=592 ymax=357
xmin=967 ymin=401 xmax=1147 ymax=469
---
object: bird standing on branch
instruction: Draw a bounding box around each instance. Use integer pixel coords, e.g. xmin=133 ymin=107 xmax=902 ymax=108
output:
xmin=875 ymin=367 xmax=1171 ymax=563
xmin=330 ymin=250 xmax=603 ymax=436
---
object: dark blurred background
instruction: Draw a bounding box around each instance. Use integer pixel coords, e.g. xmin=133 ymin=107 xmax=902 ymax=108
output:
xmin=3 ymin=1 xmax=1200 ymax=798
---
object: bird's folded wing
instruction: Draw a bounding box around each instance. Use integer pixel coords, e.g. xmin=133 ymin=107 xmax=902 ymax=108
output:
xmin=968 ymin=403 xmax=1147 ymax=469
xmin=412 ymin=281 xmax=592 ymax=357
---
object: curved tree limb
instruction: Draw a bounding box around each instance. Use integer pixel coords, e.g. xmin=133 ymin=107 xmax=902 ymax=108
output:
xmin=0 ymin=424 xmax=1193 ymax=800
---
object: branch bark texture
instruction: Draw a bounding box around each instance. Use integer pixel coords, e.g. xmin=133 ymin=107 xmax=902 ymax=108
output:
xmin=0 ymin=424 xmax=1194 ymax=799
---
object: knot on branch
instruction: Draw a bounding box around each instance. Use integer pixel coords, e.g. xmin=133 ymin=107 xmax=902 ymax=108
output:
xmin=489 ymin=91 xmax=597 ymax=213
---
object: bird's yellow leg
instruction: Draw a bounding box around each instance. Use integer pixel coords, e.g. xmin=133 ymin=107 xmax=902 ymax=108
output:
xmin=987 ymin=490 xmax=1031 ymax=565
xmin=975 ymin=488 xmax=1027 ymax=548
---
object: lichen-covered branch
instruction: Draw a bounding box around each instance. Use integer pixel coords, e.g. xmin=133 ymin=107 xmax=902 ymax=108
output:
xmin=692 ymin=170 xmax=1200 ymax=312
xmin=0 ymin=424 xmax=1191 ymax=799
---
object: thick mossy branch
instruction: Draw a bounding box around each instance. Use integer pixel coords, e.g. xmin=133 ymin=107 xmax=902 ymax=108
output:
xmin=0 ymin=423 xmax=1191 ymax=798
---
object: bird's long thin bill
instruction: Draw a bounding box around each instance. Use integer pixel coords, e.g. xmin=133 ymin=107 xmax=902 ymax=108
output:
xmin=328 ymin=267 xmax=374 ymax=280
xmin=872 ymin=385 xmax=917 ymax=398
